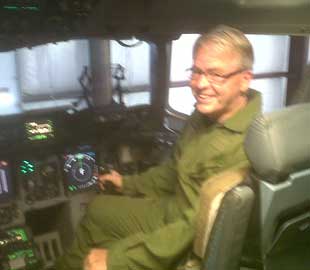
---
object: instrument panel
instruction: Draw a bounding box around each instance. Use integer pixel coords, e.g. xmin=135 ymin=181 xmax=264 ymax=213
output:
xmin=0 ymin=105 xmax=176 ymax=269
xmin=0 ymin=105 xmax=174 ymax=208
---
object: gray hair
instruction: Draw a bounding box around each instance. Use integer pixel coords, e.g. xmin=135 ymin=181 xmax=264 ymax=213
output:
xmin=193 ymin=25 xmax=254 ymax=70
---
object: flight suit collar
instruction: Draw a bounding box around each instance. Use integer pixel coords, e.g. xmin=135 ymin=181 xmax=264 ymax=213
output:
xmin=222 ymin=89 xmax=262 ymax=133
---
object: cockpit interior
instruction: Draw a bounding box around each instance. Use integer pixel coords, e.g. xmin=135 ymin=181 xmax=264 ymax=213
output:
xmin=0 ymin=1 xmax=310 ymax=270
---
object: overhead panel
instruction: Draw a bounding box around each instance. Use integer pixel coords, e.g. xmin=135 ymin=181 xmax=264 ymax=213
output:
xmin=1 ymin=0 xmax=310 ymax=50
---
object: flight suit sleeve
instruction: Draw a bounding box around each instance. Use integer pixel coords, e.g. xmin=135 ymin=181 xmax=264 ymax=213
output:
xmin=121 ymin=114 xmax=197 ymax=197
xmin=107 ymin=211 xmax=196 ymax=270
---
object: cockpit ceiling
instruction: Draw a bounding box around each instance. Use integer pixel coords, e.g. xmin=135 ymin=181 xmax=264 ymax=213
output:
xmin=1 ymin=0 xmax=310 ymax=51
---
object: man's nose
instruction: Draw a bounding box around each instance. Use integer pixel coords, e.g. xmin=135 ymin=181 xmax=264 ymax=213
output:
xmin=195 ymin=74 xmax=211 ymax=89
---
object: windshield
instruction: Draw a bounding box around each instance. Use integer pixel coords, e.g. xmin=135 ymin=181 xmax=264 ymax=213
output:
xmin=0 ymin=38 xmax=151 ymax=116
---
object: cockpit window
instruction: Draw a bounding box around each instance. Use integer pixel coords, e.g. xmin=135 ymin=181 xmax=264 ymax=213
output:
xmin=248 ymin=35 xmax=290 ymax=112
xmin=111 ymin=39 xmax=151 ymax=107
xmin=17 ymin=40 xmax=90 ymax=103
xmin=0 ymin=38 xmax=150 ymax=116
xmin=169 ymin=34 xmax=290 ymax=115
xmin=0 ymin=51 xmax=20 ymax=115
xmin=169 ymin=34 xmax=198 ymax=115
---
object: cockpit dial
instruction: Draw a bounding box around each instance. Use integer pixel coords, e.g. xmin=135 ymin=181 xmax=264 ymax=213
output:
xmin=63 ymin=153 xmax=98 ymax=191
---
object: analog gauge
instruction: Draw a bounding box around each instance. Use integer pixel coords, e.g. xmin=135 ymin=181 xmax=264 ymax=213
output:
xmin=64 ymin=153 xmax=98 ymax=191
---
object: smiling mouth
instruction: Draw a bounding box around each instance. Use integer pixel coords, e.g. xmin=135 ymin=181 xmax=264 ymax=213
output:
xmin=196 ymin=94 xmax=216 ymax=103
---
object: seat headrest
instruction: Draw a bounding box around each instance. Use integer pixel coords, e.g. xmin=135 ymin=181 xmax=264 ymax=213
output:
xmin=244 ymin=103 xmax=310 ymax=184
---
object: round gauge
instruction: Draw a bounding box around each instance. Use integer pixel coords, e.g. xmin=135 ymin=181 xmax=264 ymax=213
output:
xmin=64 ymin=153 xmax=98 ymax=191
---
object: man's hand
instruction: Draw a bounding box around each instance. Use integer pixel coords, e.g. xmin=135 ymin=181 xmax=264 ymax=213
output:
xmin=84 ymin=248 xmax=108 ymax=270
xmin=98 ymin=170 xmax=123 ymax=192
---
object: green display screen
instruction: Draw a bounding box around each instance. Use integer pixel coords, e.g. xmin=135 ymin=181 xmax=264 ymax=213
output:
xmin=25 ymin=119 xmax=55 ymax=141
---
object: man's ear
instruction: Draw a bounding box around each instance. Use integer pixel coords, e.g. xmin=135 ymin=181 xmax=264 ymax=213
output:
xmin=240 ymin=70 xmax=253 ymax=94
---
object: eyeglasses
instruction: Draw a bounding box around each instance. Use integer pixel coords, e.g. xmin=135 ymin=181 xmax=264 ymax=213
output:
xmin=187 ymin=66 xmax=247 ymax=85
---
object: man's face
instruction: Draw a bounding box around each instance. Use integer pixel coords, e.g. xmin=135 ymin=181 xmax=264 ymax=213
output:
xmin=190 ymin=42 xmax=252 ymax=121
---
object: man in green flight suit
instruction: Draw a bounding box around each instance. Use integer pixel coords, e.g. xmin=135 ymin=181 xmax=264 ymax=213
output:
xmin=57 ymin=25 xmax=261 ymax=270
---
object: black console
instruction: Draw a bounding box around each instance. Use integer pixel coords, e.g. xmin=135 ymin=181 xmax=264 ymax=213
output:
xmin=18 ymin=156 xmax=65 ymax=206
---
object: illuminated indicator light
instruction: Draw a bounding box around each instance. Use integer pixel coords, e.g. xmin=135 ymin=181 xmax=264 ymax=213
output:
xmin=3 ymin=6 xmax=40 ymax=11
xmin=69 ymin=185 xmax=78 ymax=191
xmin=3 ymin=6 xmax=19 ymax=10
xmin=76 ymin=154 xmax=83 ymax=159
xmin=30 ymin=134 xmax=48 ymax=140
xmin=22 ymin=7 xmax=39 ymax=11
xmin=8 ymin=254 xmax=17 ymax=259
xmin=21 ymin=170 xmax=27 ymax=174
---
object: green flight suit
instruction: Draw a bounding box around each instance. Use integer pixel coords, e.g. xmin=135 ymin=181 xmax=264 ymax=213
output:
xmin=57 ymin=90 xmax=261 ymax=270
